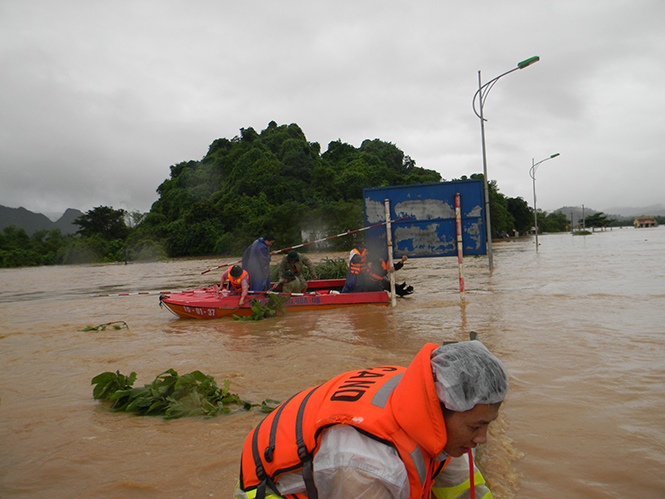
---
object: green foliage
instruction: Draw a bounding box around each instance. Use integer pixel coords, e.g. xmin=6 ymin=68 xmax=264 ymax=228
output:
xmin=82 ymin=321 xmax=129 ymax=332
xmin=582 ymin=212 xmax=614 ymax=229
xmin=125 ymin=235 xmax=168 ymax=261
xmin=506 ymin=197 xmax=533 ymax=234
xmin=147 ymin=121 xmax=442 ymax=257
xmin=467 ymin=174 xmax=571 ymax=238
xmin=233 ymin=295 xmax=288 ymax=321
xmin=268 ymin=256 xmax=348 ymax=282
xmin=0 ymin=121 xmax=451 ymax=267
xmin=75 ymin=206 xmax=129 ymax=240
xmin=314 ymin=257 xmax=349 ymax=279
xmin=91 ymin=369 xmax=279 ymax=419
xmin=0 ymin=226 xmax=74 ymax=267
xmin=540 ymin=212 xmax=571 ymax=232
xmin=92 ymin=370 xmax=137 ymax=403
xmin=469 ymin=175 xmax=514 ymax=238
xmin=300 ymin=201 xmax=364 ymax=252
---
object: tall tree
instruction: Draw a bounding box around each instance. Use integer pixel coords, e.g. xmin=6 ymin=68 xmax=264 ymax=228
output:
xmin=506 ymin=197 xmax=532 ymax=234
xmin=583 ymin=212 xmax=613 ymax=230
xmin=74 ymin=206 xmax=129 ymax=241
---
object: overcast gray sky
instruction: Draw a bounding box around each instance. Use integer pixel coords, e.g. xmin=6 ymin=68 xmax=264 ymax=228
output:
xmin=1 ymin=0 xmax=663 ymax=218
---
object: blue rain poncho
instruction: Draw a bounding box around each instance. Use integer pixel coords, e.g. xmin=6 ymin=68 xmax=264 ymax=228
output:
xmin=242 ymin=238 xmax=273 ymax=291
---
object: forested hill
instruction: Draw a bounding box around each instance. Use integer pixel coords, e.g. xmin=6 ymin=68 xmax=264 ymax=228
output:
xmin=141 ymin=121 xmax=442 ymax=257
xmin=0 ymin=206 xmax=82 ymax=236
xmin=1 ymin=121 xmax=580 ymax=268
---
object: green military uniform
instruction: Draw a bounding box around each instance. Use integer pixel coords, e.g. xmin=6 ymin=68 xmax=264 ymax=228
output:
xmin=278 ymin=252 xmax=317 ymax=293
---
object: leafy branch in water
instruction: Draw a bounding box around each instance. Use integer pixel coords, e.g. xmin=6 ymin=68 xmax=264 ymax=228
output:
xmin=92 ymin=369 xmax=279 ymax=419
xmin=82 ymin=321 xmax=129 ymax=332
xmin=234 ymin=294 xmax=288 ymax=321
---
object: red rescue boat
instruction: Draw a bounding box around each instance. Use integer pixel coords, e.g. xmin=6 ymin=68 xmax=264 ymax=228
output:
xmin=159 ymin=279 xmax=390 ymax=319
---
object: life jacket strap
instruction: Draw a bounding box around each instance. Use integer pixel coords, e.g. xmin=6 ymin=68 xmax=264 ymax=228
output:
xmin=295 ymin=387 xmax=320 ymax=499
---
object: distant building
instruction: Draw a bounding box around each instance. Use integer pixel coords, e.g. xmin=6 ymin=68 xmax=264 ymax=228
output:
xmin=633 ymin=216 xmax=658 ymax=228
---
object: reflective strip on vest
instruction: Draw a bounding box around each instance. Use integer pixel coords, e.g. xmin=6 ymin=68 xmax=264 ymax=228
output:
xmin=371 ymin=372 xmax=403 ymax=408
xmin=409 ymin=445 xmax=427 ymax=486
xmin=430 ymin=469 xmax=491 ymax=499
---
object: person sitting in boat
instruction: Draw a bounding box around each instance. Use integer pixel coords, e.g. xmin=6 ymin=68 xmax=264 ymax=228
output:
xmin=242 ymin=234 xmax=276 ymax=292
xmin=273 ymin=251 xmax=317 ymax=294
xmin=341 ymin=240 xmax=367 ymax=293
xmin=233 ymin=339 xmax=508 ymax=499
xmin=219 ymin=264 xmax=250 ymax=306
xmin=363 ymin=255 xmax=414 ymax=296
xmin=270 ymin=270 xmax=299 ymax=294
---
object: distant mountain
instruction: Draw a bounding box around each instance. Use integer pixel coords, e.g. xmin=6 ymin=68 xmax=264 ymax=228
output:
xmin=0 ymin=205 xmax=83 ymax=235
xmin=601 ymin=204 xmax=665 ymax=217
xmin=553 ymin=206 xmax=599 ymax=227
xmin=553 ymin=204 xmax=665 ymax=223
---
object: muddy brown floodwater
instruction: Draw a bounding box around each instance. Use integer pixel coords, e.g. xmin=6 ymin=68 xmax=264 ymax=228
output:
xmin=1 ymin=228 xmax=664 ymax=498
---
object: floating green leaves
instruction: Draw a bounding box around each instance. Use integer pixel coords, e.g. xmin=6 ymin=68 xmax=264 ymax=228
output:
xmin=82 ymin=321 xmax=129 ymax=332
xmin=92 ymin=369 xmax=278 ymax=419
xmin=234 ymin=295 xmax=288 ymax=321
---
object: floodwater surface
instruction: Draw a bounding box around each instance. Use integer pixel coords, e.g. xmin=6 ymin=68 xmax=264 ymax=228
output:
xmin=1 ymin=227 xmax=664 ymax=498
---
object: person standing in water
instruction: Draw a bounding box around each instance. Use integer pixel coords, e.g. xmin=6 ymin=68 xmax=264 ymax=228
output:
xmin=234 ymin=339 xmax=508 ymax=499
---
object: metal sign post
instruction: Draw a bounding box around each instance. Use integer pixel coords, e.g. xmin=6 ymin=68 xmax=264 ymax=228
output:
xmin=384 ymin=199 xmax=396 ymax=306
xmin=455 ymin=193 xmax=465 ymax=300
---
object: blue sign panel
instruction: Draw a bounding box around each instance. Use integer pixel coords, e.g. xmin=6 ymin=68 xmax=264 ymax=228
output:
xmin=363 ymin=179 xmax=486 ymax=259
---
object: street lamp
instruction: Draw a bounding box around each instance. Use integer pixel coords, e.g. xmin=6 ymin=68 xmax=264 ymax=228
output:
xmin=473 ymin=56 xmax=540 ymax=270
xmin=529 ymin=153 xmax=560 ymax=251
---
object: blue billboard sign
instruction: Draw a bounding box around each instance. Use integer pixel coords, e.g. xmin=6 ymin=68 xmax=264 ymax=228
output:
xmin=363 ymin=179 xmax=486 ymax=259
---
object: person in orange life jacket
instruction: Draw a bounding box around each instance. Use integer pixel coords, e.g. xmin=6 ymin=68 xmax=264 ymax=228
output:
xmin=234 ymin=340 xmax=508 ymax=499
xmin=363 ymin=255 xmax=413 ymax=296
xmin=219 ymin=265 xmax=249 ymax=306
xmin=341 ymin=240 xmax=367 ymax=293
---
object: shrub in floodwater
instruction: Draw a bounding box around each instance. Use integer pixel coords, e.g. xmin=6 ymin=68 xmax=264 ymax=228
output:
xmin=92 ymin=369 xmax=278 ymax=419
xmin=234 ymin=294 xmax=288 ymax=321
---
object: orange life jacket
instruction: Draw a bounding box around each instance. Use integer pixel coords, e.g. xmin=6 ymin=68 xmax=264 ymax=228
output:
xmin=349 ymin=248 xmax=367 ymax=275
xmin=238 ymin=343 xmax=448 ymax=499
xmin=228 ymin=270 xmax=249 ymax=291
xmin=366 ymin=262 xmax=386 ymax=284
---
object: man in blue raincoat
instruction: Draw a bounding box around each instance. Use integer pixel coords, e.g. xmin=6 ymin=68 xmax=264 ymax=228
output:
xmin=242 ymin=234 xmax=276 ymax=291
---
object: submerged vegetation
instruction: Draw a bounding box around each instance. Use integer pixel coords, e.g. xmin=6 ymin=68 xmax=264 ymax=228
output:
xmin=81 ymin=321 xmax=129 ymax=332
xmin=92 ymin=369 xmax=278 ymax=419
xmin=1 ymin=120 xmax=614 ymax=269
xmin=233 ymin=294 xmax=288 ymax=321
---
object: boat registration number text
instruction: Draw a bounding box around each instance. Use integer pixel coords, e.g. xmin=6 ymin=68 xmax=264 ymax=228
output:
xmin=183 ymin=306 xmax=216 ymax=317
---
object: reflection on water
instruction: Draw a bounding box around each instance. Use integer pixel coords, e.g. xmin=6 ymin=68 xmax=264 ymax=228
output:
xmin=1 ymin=228 xmax=664 ymax=498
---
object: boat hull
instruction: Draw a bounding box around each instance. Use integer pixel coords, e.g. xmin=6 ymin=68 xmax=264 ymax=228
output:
xmin=159 ymin=279 xmax=390 ymax=319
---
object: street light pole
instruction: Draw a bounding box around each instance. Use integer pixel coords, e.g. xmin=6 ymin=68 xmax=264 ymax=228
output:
xmin=473 ymin=56 xmax=540 ymax=271
xmin=529 ymin=153 xmax=560 ymax=251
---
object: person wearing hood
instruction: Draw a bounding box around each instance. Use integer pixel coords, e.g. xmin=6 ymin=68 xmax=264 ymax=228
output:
xmin=234 ymin=340 xmax=508 ymax=499
xmin=242 ymin=234 xmax=276 ymax=291
xmin=341 ymin=240 xmax=367 ymax=293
